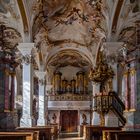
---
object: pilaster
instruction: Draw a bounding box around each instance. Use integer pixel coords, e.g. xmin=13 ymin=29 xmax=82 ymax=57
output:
xmin=18 ymin=43 xmax=34 ymax=127
xmin=35 ymin=71 xmax=46 ymax=126
xmin=92 ymin=82 xmax=100 ymax=125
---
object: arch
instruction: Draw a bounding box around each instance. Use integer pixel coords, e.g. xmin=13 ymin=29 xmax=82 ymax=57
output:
xmin=45 ymin=46 xmax=95 ymax=70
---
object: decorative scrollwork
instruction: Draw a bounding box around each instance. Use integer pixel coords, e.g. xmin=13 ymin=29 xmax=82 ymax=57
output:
xmin=38 ymin=79 xmax=45 ymax=86
xmin=89 ymin=51 xmax=114 ymax=83
xmin=22 ymin=54 xmax=32 ymax=65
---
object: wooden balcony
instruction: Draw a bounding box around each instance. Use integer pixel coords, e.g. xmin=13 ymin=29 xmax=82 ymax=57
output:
xmin=47 ymin=93 xmax=92 ymax=101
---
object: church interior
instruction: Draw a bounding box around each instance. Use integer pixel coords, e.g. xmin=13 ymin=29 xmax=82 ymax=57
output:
xmin=0 ymin=0 xmax=140 ymax=140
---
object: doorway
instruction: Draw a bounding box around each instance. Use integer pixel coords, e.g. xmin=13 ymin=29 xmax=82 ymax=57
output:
xmin=60 ymin=110 xmax=78 ymax=132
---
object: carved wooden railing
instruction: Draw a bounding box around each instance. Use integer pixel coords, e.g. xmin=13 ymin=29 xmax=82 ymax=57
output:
xmin=109 ymin=92 xmax=126 ymax=125
xmin=94 ymin=91 xmax=126 ymax=126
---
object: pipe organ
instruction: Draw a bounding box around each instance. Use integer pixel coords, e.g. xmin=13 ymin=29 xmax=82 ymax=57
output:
xmin=53 ymin=71 xmax=88 ymax=94
xmin=53 ymin=71 xmax=62 ymax=94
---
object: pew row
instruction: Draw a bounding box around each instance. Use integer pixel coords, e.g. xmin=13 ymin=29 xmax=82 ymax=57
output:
xmin=0 ymin=131 xmax=39 ymax=140
xmin=103 ymin=130 xmax=140 ymax=140
xmin=84 ymin=125 xmax=121 ymax=140
xmin=16 ymin=125 xmax=59 ymax=140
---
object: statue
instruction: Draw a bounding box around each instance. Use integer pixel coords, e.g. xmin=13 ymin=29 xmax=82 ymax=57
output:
xmin=82 ymin=113 xmax=88 ymax=125
xmin=52 ymin=113 xmax=57 ymax=124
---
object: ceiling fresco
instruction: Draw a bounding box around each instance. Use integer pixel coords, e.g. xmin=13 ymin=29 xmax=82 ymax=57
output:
xmin=32 ymin=0 xmax=107 ymax=70
xmin=47 ymin=50 xmax=92 ymax=68
xmin=33 ymin=0 xmax=105 ymax=48
xmin=0 ymin=0 xmax=139 ymax=72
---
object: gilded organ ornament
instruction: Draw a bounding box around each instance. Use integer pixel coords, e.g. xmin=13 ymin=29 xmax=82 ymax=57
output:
xmin=53 ymin=71 xmax=88 ymax=94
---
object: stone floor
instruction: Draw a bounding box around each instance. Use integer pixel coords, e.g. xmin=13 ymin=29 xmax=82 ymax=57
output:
xmin=56 ymin=132 xmax=85 ymax=140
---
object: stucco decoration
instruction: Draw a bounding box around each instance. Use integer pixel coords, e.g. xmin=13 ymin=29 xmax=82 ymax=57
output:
xmin=0 ymin=0 xmax=19 ymax=19
xmin=0 ymin=24 xmax=22 ymax=55
xmin=119 ymin=27 xmax=137 ymax=49
xmin=48 ymin=0 xmax=104 ymax=43
xmin=0 ymin=0 xmax=24 ymax=41
xmin=32 ymin=0 xmax=107 ymax=70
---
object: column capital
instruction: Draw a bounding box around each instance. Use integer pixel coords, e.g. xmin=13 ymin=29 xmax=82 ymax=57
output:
xmin=103 ymin=42 xmax=124 ymax=55
xmin=35 ymin=71 xmax=46 ymax=80
xmin=46 ymin=85 xmax=53 ymax=90
xmin=103 ymin=42 xmax=123 ymax=48
xmin=91 ymin=81 xmax=98 ymax=85
xmin=17 ymin=43 xmax=34 ymax=56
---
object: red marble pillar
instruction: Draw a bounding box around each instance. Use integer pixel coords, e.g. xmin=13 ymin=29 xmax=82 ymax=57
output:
xmin=124 ymin=72 xmax=129 ymax=110
xmin=4 ymin=69 xmax=10 ymax=111
xmin=10 ymin=73 xmax=15 ymax=111
xmin=130 ymin=68 xmax=136 ymax=110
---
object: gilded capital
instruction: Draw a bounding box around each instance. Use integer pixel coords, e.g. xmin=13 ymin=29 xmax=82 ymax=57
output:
xmin=130 ymin=68 xmax=136 ymax=76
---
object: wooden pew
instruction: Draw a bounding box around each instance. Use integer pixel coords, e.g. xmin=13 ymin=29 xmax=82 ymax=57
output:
xmin=85 ymin=125 xmax=121 ymax=140
xmin=80 ymin=125 xmax=86 ymax=137
xmin=0 ymin=131 xmax=39 ymax=140
xmin=49 ymin=124 xmax=59 ymax=139
xmin=16 ymin=126 xmax=53 ymax=140
xmin=103 ymin=130 xmax=140 ymax=140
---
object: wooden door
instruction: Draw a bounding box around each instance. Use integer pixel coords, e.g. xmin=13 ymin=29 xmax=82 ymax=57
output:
xmin=60 ymin=110 xmax=78 ymax=132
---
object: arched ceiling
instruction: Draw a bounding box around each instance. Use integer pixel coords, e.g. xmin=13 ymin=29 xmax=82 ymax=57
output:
xmin=0 ymin=0 xmax=139 ymax=72
xmin=32 ymin=0 xmax=107 ymax=70
xmin=47 ymin=50 xmax=92 ymax=68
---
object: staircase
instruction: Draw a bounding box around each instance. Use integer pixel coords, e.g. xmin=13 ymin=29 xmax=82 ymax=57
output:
xmin=94 ymin=91 xmax=126 ymax=126
xmin=109 ymin=92 xmax=126 ymax=125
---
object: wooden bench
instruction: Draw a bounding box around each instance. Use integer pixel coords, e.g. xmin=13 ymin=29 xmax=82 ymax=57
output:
xmin=103 ymin=130 xmax=140 ymax=140
xmin=85 ymin=125 xmax=121 ymax=140
xmin=49 ymin=124 xmax=59 ymax=139
xmin=16 ymin=126 xmax=53 ymax=140
xmin=80 ymin=125 xmax=87 ymax=137
xmin=0 ymin=131 xmax=39 ymax=140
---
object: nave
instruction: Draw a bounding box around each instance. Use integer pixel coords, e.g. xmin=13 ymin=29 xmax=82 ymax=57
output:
xmin=57 ymin=132 xmax=84 ymax=140
xmin=0 ymin=0 xmax=140 ymax=140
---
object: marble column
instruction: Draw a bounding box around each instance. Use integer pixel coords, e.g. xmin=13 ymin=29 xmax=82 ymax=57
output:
xmin=4 ymin=70 xmax=10 ymax=111
xmin=124 ymin=71 xmax=129 ymax=111
xmin=17 ymin=43 xmax=34 ymax=127
xmin=92 ymin=82 xmax=100 ymax=125
xmin=112 ymin=63 xmax=117 ymax=92
xmin=46 ymin=84 xmax=52 ymax=124
xmin=11 ymin=73 xmax=15 ymax=110
xmin=121 ymin=74 xmax=125 ymax=104
xmin=35 ymin=71 xmax=46 ymax=126
xmin=130 ymin=68 xmax=136 ymax=110
xmin=14 ymin=75 xmax=17 ymax=109
xmin=123 ymin=59 xmax=140 ymax=131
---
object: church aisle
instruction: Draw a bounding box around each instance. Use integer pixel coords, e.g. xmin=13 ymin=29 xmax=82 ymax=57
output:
xmin=57 ymin=138 xmax=84 ymax=140
xmin=56 ymin=132 xmax=85 ymax=140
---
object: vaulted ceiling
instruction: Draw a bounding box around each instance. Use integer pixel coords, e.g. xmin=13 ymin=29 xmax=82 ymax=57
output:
xmin=0 ymin=0 xmax=139 ymax=73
